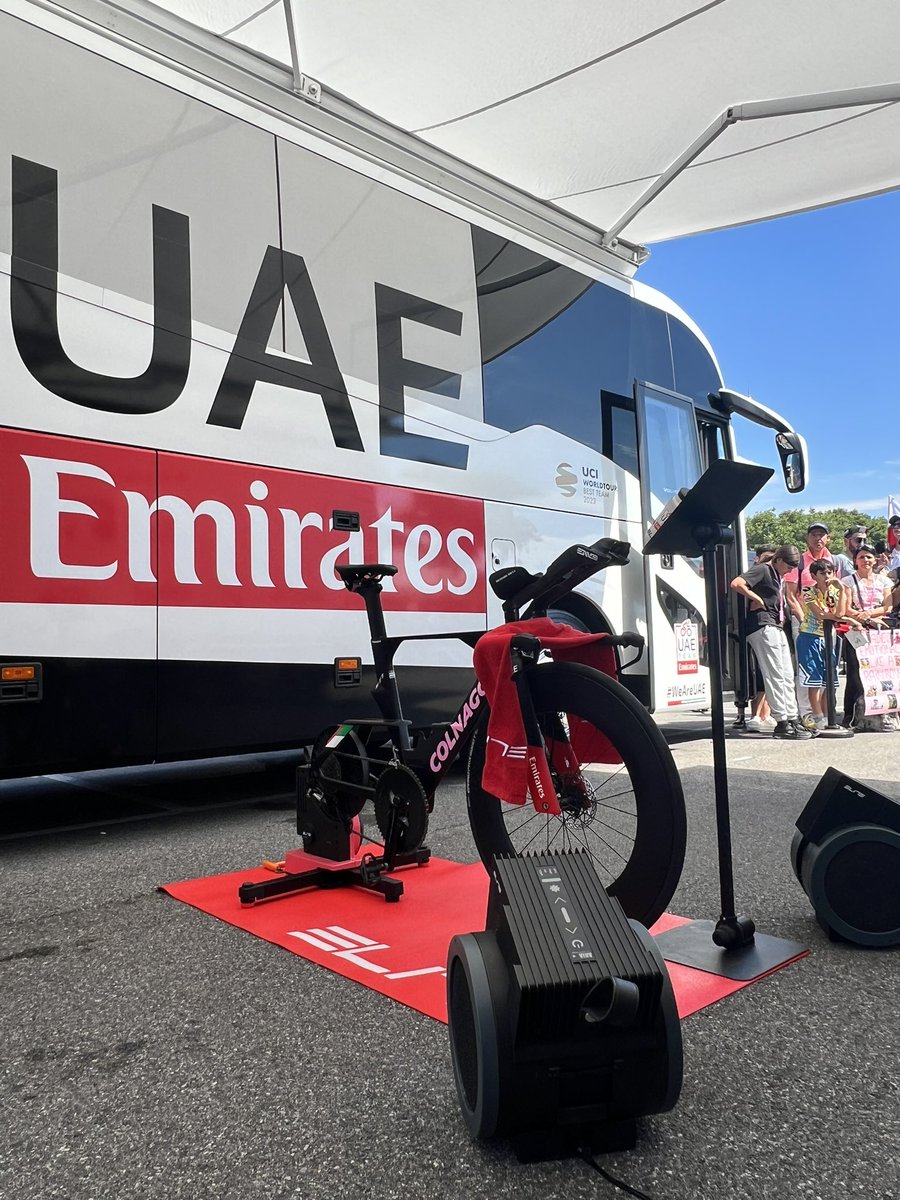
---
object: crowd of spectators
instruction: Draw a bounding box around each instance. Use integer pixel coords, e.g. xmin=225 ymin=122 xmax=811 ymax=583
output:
xmin=730 ymin=517 xmax=900 ymax=739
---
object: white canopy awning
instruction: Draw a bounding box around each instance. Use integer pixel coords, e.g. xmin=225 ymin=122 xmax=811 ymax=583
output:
xmin=133 ymin=1 xmax=900 ymax=245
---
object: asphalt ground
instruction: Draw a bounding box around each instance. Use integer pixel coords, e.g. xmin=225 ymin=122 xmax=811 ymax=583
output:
xmin=2 ymin=719 xmax=898 ymax=1200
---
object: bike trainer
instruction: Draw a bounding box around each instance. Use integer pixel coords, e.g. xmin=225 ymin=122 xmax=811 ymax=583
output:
xmin=237 ymin=760 xmax=430 ymax=905
xmin=447 ymin=850 xmax=682 ymax=1159
xmin=792 ymin=767 xmax=900 ymax=947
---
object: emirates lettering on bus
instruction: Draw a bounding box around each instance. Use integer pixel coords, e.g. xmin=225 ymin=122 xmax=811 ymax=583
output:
xmin=0 ymin=432 xmax=485 ymax=612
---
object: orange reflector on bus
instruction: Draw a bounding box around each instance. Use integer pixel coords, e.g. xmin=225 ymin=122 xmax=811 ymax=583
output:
xmin=333 ymin=656 xmax=362 ymax=687
xmin=2 ymin=665 xmax=36 ymax=682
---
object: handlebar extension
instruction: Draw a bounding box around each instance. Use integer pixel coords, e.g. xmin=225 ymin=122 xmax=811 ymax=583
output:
xmin=489 ymin=537 xmax=631 ymax=617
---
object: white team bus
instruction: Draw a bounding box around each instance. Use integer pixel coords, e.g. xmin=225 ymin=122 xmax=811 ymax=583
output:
xmin=0 ymin=0 xmax=806 ymax=779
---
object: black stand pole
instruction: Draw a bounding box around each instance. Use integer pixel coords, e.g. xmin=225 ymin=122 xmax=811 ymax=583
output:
xmin=818 ymin=620 xmax=853 ymax=737
xmin=697 ymin=529 xmax=755 ymax=949
xmin=644 ymin=464 xmax=808 ymax=981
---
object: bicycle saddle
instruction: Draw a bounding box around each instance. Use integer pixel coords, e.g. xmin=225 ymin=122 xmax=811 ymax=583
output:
xmin=336 ymin=563 xmax=399 ymax=589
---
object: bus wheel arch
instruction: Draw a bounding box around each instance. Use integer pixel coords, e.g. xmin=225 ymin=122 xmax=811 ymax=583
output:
xmin=547 ymin=593 xmax=613 ymax=637
xmin=548 ymin=595 xmax=648 ymax=707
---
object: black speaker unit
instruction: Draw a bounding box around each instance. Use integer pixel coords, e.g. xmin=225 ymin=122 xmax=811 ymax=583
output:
xmin=446 ymin=851 xmax=682 ymax=1160
xmin=792 ymin=767 xmax=900 ymax=947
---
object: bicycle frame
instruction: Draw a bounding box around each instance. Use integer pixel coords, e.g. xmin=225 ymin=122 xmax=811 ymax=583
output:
xmin=317 ymin=617 xmax=488 ymax=804
xmin=380 ymin=631 xmax=555 ymax=800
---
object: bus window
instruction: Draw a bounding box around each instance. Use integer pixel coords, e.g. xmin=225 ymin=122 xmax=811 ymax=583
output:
xmin=638 ymin=387 xmax=703 ymax=519
xmin=698 ymin=418 xmax=728 ymax=470
xmin=601 ymin=392 xmax=639 ymax=476
xmin=475 ymin=228 xmax=631 ymax=450
xmin=631 ymin=304 xmax=674 ymax=393
xmin=669 ymin=316 xmax=721 ymax=406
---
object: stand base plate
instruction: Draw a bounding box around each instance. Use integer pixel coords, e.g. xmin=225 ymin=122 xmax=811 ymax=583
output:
xmin=653 ymin=919 xmax=808 ymax=981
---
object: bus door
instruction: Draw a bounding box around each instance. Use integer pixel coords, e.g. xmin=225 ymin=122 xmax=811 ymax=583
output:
xmin=634 ymin=383 xmax=711 ymax=712
xmin=696 ymin=414 xmax=742 ymax=696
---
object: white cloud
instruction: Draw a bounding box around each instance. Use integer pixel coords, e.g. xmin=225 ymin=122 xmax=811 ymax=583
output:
xmin=843 ymin=497 xmax=891 ymax=513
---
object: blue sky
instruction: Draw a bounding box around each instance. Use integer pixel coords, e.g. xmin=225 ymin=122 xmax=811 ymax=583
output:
xmin=637 ymin=191 xmax=900 ymax=518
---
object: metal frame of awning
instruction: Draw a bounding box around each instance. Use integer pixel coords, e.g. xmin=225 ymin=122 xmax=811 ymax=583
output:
xmin=281 ymin=0 xmax=320 ymax=102
xmin=600 ymin=81 xmax=900 ymax=248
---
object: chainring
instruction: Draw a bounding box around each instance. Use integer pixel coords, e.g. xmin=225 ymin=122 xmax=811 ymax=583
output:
xmin=373 ymin=764 xmax=429 ymax=852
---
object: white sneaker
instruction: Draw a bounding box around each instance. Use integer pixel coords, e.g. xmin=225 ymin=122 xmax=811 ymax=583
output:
xmin=744 ymin=716 xmax=763 ymax=732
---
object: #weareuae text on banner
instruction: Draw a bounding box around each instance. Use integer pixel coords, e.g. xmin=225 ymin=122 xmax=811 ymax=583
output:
xmin=845 ymin=627 xmax=900 ymax=716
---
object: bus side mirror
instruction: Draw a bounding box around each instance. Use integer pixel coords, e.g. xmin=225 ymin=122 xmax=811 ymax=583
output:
xmin=775 ymin=431 xmax=807 ymax=494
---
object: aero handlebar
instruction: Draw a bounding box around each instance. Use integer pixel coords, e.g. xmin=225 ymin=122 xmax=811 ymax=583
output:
xmin=489 ymin=538 xmax=631 ymax=621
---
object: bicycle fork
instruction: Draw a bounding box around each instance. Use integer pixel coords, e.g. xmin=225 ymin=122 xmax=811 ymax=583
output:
xmin=509 ymin=635 xmax=562 ymax=816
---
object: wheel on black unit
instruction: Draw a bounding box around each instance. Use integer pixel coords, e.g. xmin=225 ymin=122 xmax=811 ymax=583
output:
xmin=466 ymin=661 xmax=686 ymax=929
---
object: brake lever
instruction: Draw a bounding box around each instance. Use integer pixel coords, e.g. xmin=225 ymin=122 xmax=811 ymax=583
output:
xmin=604 ymin=632 xmax=644 ymax=649
xmin=603 ymin=631 xmax=644 ymax=672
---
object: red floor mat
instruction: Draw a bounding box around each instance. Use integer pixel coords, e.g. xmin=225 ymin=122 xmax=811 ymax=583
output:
xmin=162 ymin=857 xmax=798 ymax=1023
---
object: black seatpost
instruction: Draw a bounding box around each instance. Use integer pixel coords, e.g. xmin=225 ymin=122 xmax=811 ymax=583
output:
xmin=356 ymin=577 xmax=389 ymax=643
xmin=354 ymin=578 xmax=411 ymax=750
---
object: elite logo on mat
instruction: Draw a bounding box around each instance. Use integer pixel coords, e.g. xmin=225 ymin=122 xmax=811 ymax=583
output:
xmin=288 ymin=925 xmax=447 ymax=981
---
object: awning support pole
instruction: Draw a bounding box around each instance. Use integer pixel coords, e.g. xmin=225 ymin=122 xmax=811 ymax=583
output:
xmin=282 ymin=0 xmax=321 ymax=103
xmin=600 ymin=81 xmax=900 ymax=247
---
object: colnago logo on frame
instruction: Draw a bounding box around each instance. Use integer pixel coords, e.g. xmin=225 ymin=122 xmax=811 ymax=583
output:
xmin=0 ymin=429 xmax=487 ymax=612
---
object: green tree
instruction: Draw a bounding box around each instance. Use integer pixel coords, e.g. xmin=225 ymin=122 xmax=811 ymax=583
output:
xmin=746 ymin=508 xmax=887 ymax=553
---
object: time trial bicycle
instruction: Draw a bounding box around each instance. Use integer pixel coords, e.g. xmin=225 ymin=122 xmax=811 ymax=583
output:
xmin=239 ymin=537 xmax=686 ymax=928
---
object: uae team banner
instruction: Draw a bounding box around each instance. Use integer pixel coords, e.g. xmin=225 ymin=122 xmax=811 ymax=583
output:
xmin=846 ymin=627 xmax=900 ymax=716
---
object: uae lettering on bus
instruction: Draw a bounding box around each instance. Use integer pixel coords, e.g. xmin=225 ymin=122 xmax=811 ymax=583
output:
xmin=8 ymin=155 xmax=469 ymax=472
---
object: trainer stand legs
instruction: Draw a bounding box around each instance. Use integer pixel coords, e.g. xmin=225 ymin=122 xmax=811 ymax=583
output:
xmin=653 ymin=526 xmax=807 ymax=980
xmin=238 ymin=764 xmax=430 ymax=906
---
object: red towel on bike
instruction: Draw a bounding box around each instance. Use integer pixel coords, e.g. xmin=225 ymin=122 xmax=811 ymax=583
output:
xmin=473 ymin=618 xmax=620 ymax=808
